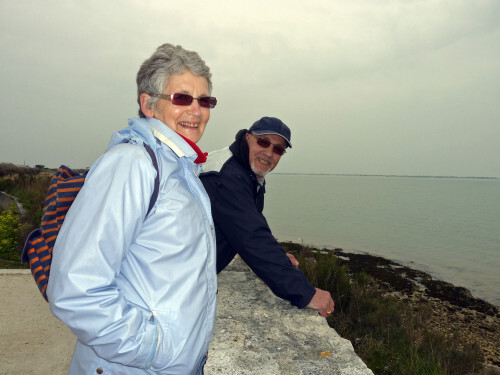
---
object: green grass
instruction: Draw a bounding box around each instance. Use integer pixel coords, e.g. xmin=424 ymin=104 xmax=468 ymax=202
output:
xmin=0 ymin=171 xmax=51 ymax=226
xmin=0 ymin=259 xmax=28 ymax=269
xmin=282 ymin=242 xmax=484 ymax=375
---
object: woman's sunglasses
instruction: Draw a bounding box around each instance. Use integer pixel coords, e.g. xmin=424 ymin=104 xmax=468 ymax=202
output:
xmin=249 ymin=132 xmax=287 ymax=156
xmin=150 ymin=93 xmax=217 ymax=108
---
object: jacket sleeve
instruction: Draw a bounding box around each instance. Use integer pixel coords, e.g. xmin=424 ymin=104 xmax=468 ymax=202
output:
xmin=206 ymin=171 xmax=316 ymax=309
xmin=47 ymin=144 xmax=159 ymax=368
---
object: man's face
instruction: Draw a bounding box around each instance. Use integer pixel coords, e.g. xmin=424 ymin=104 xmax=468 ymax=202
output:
xmin=245 ymin=132 xmax=287 ymax=178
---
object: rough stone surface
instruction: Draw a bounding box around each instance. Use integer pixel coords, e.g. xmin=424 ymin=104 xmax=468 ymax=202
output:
xmin=205 ymin=257 xmax=373 ymax=375
xmin=0 ymin=261 xmax=373 ymax=375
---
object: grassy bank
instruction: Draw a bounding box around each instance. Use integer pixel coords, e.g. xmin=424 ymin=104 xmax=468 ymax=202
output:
xmin=282 ymin=242 xmax=499 ymax=375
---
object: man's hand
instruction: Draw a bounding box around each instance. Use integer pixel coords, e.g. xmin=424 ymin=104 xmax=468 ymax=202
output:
xmin=286 ymin=253 xmax=299 ymax=268
xmin=306 ymin=288 xmax=335 ymax=318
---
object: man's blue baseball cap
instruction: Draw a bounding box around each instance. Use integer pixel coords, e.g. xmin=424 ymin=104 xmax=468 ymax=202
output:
xmin=248 ymin=117 xmax=292 ymax=148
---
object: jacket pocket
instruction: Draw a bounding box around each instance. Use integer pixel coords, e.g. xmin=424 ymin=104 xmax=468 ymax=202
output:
xmin=149 ymin=308 xmax=175 ymax=371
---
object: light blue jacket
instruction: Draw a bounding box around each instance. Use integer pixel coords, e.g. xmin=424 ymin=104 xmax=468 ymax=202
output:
xmin=47 ymin=118 xmax=217 ymax=375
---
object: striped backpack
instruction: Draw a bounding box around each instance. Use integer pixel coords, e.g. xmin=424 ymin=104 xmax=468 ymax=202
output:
xmin=22 ymin=144 xmax=159 ymax=302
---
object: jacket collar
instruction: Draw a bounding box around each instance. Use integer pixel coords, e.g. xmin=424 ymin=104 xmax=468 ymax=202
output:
xmin=146 ymin=118 xmax=206 ymax=163
xmin=229 ymin=129 xmax=252 ymax=172
xmin=176 ymin=133 xmax=207 ymax=164
xmin=229 ymin=129 xmax=265 ymax=189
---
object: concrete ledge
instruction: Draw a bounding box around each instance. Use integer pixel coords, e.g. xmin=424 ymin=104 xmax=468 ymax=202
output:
xmin=205 ymin=257 xmax=373 ymax=375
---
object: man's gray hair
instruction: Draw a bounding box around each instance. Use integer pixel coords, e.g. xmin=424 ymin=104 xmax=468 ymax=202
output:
xmin=136 ymin=43 xmax=212 ymax=118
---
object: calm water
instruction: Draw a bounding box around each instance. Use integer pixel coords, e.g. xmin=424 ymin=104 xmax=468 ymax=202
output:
xmin=263 ymin=174 xmax=500 ymax=306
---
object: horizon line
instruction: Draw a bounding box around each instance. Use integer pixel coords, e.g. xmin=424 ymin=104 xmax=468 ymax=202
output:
xmin=273 ymin=173 xmax=499 ymax=180
xmin=1 ymin=162 xmax=498 ymax=180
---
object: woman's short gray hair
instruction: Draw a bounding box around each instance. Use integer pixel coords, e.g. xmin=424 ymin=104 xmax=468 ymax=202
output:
xmin=136 ymin=43 xmax=212 ymax=118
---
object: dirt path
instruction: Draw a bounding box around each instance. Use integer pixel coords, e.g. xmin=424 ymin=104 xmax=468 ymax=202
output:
xmin=0 ymin=270 xmax=74 ymax=375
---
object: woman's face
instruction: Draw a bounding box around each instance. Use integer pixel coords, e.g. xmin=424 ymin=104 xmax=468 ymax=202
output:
xmin=152 ymin=71 xmax=211 ymax=143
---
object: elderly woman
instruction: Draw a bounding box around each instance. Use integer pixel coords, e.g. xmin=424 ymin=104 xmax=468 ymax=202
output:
xmin=47 ymin=43 xmax=217 ymax=375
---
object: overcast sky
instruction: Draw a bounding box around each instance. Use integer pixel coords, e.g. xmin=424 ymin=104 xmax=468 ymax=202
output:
xmin=1 ymin=0 xmax=499 ymax=177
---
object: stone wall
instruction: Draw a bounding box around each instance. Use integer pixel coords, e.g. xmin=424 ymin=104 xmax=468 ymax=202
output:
xmin=205 ymin=257 xmax=373 ymax=374
xmin=0 ymin=191 xmax=25 ymax=215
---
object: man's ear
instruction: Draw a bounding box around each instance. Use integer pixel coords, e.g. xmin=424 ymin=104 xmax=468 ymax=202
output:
xmin=139 ymin=93 xmax=154 ymax=118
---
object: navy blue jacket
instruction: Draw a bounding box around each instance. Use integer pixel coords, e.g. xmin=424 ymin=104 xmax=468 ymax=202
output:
xmin=200 ymin=129 xmax=316 ymax=308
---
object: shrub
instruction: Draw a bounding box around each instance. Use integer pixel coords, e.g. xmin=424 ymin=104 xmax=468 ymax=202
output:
xmin=0 ymin=163 xmax=40 ymax=178
xmin=0 ymin=172 xmax=51 ymax=227
xmin=286 ymin=246 xmax=352 ymax=313
xmin=0 ymin=208 xmax=28 ymax=261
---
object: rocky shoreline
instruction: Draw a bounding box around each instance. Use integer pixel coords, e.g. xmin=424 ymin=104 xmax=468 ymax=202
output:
xmin=282 ymin=241 xmax=499 ymax=370
xmin=331 ymin=247 xmax=499 ymax=368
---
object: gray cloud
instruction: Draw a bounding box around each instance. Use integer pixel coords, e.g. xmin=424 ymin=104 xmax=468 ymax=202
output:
xmin=1 ymin=0 xmax=499 ymax=177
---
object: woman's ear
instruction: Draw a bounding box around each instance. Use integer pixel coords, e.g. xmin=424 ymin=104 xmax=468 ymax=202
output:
xmin=139 ymin=93 xmax=154 ymax=118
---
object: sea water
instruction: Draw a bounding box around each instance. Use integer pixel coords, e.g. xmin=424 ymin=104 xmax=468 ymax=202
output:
xmin=263 ymin=174 xmax=500 ymax=306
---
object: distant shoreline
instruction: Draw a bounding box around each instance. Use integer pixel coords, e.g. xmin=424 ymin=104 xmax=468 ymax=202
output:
xmin=2 ymin=162 xmax=498 ymax=180
xmin=276 ymin=235 xmax=499 ymax=308
xmin=274 ymin=172 xmax=499 ymax=180
xmin=282 ymin=241 xmax=499 ymax=311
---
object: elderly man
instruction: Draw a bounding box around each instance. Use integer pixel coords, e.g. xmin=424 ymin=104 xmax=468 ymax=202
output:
xmin=200 ymin=117 xmax=334 ymax=317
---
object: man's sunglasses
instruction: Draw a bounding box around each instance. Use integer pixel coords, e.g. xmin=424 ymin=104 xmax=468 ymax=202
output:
xmin=150 ymin=93 xmax=217 ymax=108
xmin=249 ymin=132 xmax=287 ymax=156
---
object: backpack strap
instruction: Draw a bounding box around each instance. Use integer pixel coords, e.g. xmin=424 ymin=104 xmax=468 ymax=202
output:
xmin=143 ymin=143 xmax=159 ymax=216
